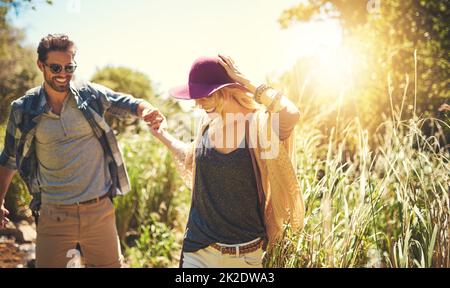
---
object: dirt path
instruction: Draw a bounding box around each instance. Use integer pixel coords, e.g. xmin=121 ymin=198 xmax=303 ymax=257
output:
xmin=0 ymin=237 xmax=33 ymax=268
xmin=0 ymin=221 xmax=37 ymax=268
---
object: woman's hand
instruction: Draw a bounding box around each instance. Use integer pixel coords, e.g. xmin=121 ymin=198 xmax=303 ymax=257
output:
xmin=218 ymin=54 xmax=257 ymax=94
xmin=142 ymin=108 xmax=166 ymax=136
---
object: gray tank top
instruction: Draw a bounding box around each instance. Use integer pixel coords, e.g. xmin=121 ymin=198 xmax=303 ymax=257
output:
xmin=182 ymin=125 xmax=265 ymax=252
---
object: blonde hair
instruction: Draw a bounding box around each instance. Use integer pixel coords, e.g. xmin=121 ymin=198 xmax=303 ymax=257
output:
xmin=195 ymin=87 xmax=259 ymax=116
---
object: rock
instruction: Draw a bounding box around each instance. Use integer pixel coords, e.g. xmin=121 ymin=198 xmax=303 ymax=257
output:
xmin=0 ymin=221 xmax=36 ymax=244
xmin=0 ymin=222 xmax=24 ymax=243
xmin=0 ymin=238 xmax=28 ymax=268
xmin=2 ymin=221 xmax=16 ymax=230
xmin=17 ymin=221 xmax=36 ymax=243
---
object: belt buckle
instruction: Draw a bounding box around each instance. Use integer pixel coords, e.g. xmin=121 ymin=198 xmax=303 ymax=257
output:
xmin=221 ymin=245 xmax=239 ymax=257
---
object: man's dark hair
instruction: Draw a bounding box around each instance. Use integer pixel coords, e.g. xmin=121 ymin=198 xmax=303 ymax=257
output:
xmin=37 ymin=34 xmax=76 ymax=62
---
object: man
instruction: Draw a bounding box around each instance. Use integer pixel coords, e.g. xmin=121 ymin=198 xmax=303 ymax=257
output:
xmin=0 ymin=34 xmax=163 ymax=268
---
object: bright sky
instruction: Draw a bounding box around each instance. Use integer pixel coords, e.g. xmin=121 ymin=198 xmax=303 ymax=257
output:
xmin=9 ymin=0 xmax=342 ymax=96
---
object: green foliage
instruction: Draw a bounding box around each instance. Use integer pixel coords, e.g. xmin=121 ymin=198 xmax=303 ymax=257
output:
xmin=90 ymin=66 xmax=155 ymax=101
xmin=0 ymin=1 xmax=44 ymax=220
xmin=1 ymin=0 xmax=448 ymax=269
xmin=125 ymin=214 xmax=180 ymax=268
xmin=113 ymin=130 xmax=190 ymax=266
xmin=279 ymin=0 xmax=449 ymax=141
xmin=266 ymin=55 xmax=449 ymax=267
xmin=90 ymin=66 xmax=186 ymax=135
xmin=0 ymin=125 xmax=30 ymax=220
xmin=4 ymin=175 xmax=30 ymax=220
xmin=265 ymin=107 xmax=449 ymax=268
xmin=0 ymin=24 xmax=41 ymax=124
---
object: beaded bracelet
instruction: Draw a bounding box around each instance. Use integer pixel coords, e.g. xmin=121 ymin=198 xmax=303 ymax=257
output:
xmin=254 ymin=84 xmax=271 ymax=104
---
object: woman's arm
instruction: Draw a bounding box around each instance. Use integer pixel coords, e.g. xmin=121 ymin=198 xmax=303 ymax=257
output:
xmin=149 ymin=126 xmax=194 ymax=188
xmin=152 ymin=128 xmax=191 ymax=164
xmin=218 ymin=54 xmax=300 ymax=140
xmin=143 ymin=110 xmax=191 ymax=164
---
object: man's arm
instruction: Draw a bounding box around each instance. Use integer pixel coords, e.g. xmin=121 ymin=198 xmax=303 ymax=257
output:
xmin=0 ymin=104 xmax=21 ymax=228
xmin=0 ymin=165 xmax=15 ymax=228
xmin=88 ymin=83 xmax=146 ymax=117
xmin=136 ymin=101 xmax=158 ymax=118
xmin=88 ymin=83 xmax=164 ymax=127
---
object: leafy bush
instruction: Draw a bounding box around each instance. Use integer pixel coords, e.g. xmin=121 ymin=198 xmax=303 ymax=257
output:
xmin=114 ymin=127 xmax=190 ymax=267
xmin=125 ymin=214 xmax=180 ymax=268
xmin=0 ymin=124 xmax=31 ymax=220
xmin=265 ymin=113 xmax=449 ymax=268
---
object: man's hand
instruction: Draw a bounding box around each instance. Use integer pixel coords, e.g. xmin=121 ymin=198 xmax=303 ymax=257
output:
xmin=137 ymin=101 xmax=166 ymax=134
xmin=0 ymin=166 xmax=15 ymax=229
xmin=0 ymin=202 xmax=10 ymax=229
xmin=142 ymin=108 xmax=166 ymax=135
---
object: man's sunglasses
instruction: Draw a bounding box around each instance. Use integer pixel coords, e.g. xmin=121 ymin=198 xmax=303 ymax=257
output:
xmin=43 ymin=62 xmax=77 ymax=74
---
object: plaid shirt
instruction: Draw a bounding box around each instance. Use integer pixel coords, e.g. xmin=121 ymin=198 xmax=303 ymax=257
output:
xmin=0 ymin=82 xmax=143 ymax=211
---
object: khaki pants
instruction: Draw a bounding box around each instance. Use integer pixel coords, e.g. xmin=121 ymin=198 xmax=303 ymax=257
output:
xmin=182 ymin=245 xmax=264 ymax=268
xmin=36 ymin=196 xmax=122 ymax=268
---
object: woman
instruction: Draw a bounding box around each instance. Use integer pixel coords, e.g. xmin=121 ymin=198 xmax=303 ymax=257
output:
xmin=146 ymin=55 xmax=304 ymax=268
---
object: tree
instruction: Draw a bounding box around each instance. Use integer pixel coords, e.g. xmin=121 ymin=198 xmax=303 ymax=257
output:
xmin=0 ymin=0 xmax=51 ymax=219
xmin=90 ymin=66 xmax=157 ymax=134
xmin=279 ymin=0 xmax=450 ymax=119
xmin=0 ymin=0 xmax=47 ymax=123
xmin=279 ymin=0 xmax=449 ymax=143
xmin=90 ymin=66 xmax=188 ymax=137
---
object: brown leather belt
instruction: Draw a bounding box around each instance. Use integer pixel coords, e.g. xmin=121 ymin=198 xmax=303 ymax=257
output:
xmin=77 ymin=193 xmax=110 ymax=205
xmin=60 ymin=193 xmax=110 ymax=206
xmin=210 ymin=239 xmax=263 ymax=256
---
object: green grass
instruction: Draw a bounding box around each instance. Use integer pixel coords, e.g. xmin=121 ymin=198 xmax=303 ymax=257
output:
xmin=115 ymin=99 xmax=449 ymax=268
xmin=114 ymin=129 xmax=189 ymax=267
xmin=264 ymin=111 xmax=449 ymax=268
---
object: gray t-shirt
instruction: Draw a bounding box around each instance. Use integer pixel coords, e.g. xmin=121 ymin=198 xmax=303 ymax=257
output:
xmin=35 ymin=93 xmax=112 ymax=205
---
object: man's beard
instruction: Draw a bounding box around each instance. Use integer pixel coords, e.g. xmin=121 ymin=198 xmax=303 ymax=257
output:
xmin=45 ymin=75 xmax=71 ymax=92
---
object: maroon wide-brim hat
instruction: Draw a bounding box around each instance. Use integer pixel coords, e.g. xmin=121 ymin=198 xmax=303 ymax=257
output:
xmin=170 ymin=56 xmax=248 ymax=100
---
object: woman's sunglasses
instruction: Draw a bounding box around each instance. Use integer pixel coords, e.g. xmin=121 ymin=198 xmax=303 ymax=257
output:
xmin=43 ymin=62 xmax=77 ymax=74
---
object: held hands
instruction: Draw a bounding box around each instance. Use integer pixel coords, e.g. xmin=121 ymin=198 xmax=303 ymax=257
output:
xmin=142 ymin=108 xmax=166 ymax=136
xmin=218 ymin=54 xmax=257 ymax=94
